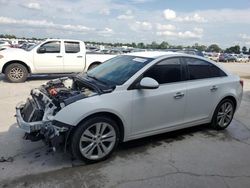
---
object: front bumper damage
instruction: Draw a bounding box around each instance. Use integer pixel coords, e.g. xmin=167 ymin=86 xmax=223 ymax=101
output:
xmin=15 ymin=90 xmax=71 ymax=149
xmin=16 ymin=102 xmax=49 ymax=133
xmin=15 ymin=76 xmax=103 ymax=150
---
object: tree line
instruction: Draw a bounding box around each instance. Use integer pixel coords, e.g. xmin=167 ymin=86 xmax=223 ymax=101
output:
xmin=0 ymin=34 xmax=249 ymax=54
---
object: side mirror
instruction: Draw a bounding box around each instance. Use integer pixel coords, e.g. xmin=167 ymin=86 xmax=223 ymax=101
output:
xmin=139 ymin=77 xmax=159 ymax=89
xmin=37 ymin=47 xmax=46 ymax=53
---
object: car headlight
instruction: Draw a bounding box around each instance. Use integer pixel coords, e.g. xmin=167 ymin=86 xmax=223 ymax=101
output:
xmin=0 ymin=55 xmax=3 ymax=59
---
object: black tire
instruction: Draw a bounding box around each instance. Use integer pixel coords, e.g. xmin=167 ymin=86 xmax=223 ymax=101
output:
xmin=211 ymin=99 xmax=235 ymax=130
xmin=71 ymin=116 xmax=120 ymax=163
xmin=88 ymin=63 xmax=100 ymax=70
xmin=5 ymin=63 xmax=28 ymax=83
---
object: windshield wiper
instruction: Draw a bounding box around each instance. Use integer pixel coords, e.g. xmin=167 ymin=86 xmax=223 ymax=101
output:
xmin=86 ymin=73 xmax=108 ymax=86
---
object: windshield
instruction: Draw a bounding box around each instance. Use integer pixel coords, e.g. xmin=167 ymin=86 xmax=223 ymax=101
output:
xmin=86 ymin=55 xmax=154 ymax=86
xmin=25 ymin=42 xmax=40 ymax=51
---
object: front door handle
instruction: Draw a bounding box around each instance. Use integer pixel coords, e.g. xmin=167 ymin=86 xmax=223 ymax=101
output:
xmin=77 ymin=56 xmax=83 ymax=58
xmin=56 ymin=55 xmax=62 ymax=58
xmin=174 ymin=92 xmax=185 ymax=99
xmin=210 ymin=85 xmax=218 ymax=92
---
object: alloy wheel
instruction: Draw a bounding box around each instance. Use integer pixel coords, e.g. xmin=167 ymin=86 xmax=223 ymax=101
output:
xmin=9 ymin=67 xmax=24 ymax=80
xmin=79 ymin=122 xmax=116 ymax=160
xmin=217 ymin=102 xmax=234 ymax=128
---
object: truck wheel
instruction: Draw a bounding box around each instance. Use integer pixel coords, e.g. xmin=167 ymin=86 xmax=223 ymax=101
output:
xmin=71 ymin=116 xmax=120 ymax=163
xmin=5 ymin=63 xmax=28 ymax=83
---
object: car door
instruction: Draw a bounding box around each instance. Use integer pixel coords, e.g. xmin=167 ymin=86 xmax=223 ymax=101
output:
xmin=63 ymin=41 xmax=85 ymax=73
xmin=130 ymin=58 xmax=187 ymax=136
xmin=34 ymin=40 xmax=63 ymax=73
xmin=182 ymin=57 xmax=225 ymax=123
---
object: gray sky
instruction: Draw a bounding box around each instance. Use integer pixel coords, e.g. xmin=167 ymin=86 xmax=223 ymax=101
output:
xmin=0 ymin=0 xmax=250 ymax=48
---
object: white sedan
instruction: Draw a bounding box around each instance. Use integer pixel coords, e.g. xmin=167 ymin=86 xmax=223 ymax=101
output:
xmin=16 ymin=52 xmax=243 ymax=163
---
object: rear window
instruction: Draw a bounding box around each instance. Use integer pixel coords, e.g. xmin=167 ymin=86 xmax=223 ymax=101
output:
xmin=65 ymin=41 xmax=80 ymax=53
xmin=184 ymin=57 xmax=226 ymax=80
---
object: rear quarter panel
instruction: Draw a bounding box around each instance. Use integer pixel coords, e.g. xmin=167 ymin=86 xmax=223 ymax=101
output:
xmin=209 ymin=75 xmax=242 ymax=120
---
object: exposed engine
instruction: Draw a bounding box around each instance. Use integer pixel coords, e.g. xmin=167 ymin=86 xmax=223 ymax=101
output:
xmin=16 ymin=76 xmax=105 ymax=149
xmin=21 ymin=77 xmax=97 ymax=123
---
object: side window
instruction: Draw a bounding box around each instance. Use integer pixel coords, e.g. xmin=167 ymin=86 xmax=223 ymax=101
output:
xmin=40 ymin=41 xmax=60 ymax=53
xmin=184 ymin=57 xmax=226 ymax=80
xmin=65 ymin=41 xmax=80 ymax=53
xmin=144 ymin=58 xmax=182 ymax=84
xmin=210 ymin=64 xmax=227 ymax=77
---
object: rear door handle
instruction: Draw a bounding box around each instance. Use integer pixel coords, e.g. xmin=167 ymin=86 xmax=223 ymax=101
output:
xmin=56 ymin=55 xmax=62 ymax=58
xmin=174 ymin=92 xmax=185 ymax=99
xmin=210 ymin=85 xmax=218 ymax=92
xmin=77 ymin=56 xmax=83 ymax=58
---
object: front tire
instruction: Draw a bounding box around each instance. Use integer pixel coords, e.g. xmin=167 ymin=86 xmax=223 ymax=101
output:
xmin=211 ymin=99 xmax=235 ymax=130
xmin=71 ymin=116 xmax=120 ymax=163
xmin=5 ymin=63 xmax=28 ymax=83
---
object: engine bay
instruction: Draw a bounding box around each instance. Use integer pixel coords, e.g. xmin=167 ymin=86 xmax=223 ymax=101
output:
xmin=40 ymin=77 xmax=97 ymax=107
xmin=20 ymin=77 xmax=98 ymax=123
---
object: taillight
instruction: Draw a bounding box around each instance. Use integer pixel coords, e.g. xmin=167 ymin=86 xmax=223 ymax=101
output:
xmin=240 ymin=80 xmax=244 ymax=88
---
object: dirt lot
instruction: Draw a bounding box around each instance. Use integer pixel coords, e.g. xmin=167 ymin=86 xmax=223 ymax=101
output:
xmin=0 ymin=62 xmax=250 ymax=188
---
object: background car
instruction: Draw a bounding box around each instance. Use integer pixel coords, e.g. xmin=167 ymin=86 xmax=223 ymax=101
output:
xmin=219 ymin=54 xmax=237 ymax=62
xmin=0 ymin=40 xmax=12 ymax=50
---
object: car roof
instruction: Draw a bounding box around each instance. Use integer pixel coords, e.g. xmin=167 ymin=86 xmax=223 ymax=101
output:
xmin=126 ymin=51 xmax=182 ymax=58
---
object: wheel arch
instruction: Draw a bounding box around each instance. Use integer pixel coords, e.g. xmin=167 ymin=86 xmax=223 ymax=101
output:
xmin=87 ymin=61 xmax=101 ymax=70
xmin=2 ymin=60 xmax=31 ymax=74
xmin=220 ymin=95 xmax=237 ymax=109
xmin=75 ymin=111 xmax=125 ymax=142
xmin=211 ymin=95 xmax=237 ymax=119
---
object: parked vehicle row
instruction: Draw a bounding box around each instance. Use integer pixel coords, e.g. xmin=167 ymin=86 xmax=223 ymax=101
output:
xmin=219 ymin=54 xmax=237 ymax=62
xmin=204 ymin=52 xmax=250 ymax=63
xmin=165 ymin=48 xmax=204 ymax=57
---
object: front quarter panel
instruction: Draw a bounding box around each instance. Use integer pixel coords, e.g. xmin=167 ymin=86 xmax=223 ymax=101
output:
xmin=54 ymin=89 xmax=132 ymax=140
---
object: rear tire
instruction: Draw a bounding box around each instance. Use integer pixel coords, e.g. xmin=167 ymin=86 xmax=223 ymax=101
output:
xmin=211 ymin=99 xmax=235 ymax=130
xmin=71 ymin=116 xmax=120 ymax=163
xmin=5 ymin=63 xmax=28 ymax=83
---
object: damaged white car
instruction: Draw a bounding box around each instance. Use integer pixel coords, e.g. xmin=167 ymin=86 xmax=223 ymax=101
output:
xmin=16 ymin=52 xmax=243 ymax=163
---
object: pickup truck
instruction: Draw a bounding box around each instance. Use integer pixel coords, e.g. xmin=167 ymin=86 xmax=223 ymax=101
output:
xmin=0 ymin=39 xmax=115 ymax=82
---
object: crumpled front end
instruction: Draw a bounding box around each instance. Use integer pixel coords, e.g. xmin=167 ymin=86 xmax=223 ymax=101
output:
xmin=15 ymin=76 xmax=98 ymax=148
xmin=15 ymin=88 xmax=70 ymax=148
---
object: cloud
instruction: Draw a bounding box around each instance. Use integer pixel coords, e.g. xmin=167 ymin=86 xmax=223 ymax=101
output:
xmin=117 ymin=14 xmax=134 ymax=20
xmin=240 ymin=34 xmax=250 ymax=45
xmin=0 ymin=0 xmax=7 ymax=4
xmin=0 ymin=16 xmax=94 ymax=33
xmin=156 ymin=23 xmax=176 ymax=31
xmin=99 ymin=8 xmax=110 ymax=15
xmin=117 ymin=10 xmax=134 ymax=20
xmin=98 ymin=27 xmax=114 ymax=36
xmin=22 ymin=2 xmax=41 ymax=10
xmin=163 ymin=9 xmax=176 ymax=20
xmin=157 ymin=27 xmax=203 ymax=39
xmin=196 ymin=8 xmax=250 ymax=24
xmin=163 ymin=9 xmax=206 ymax=23
xmin=240 ymin=34 xmax=250 ymax=40
xmin=130 ymin=21 xmax=152 ymax=31
xmin=130 ymin=0 xmax=153 ymax=3
xmin=176 ymin=13 xmax=206 ymax=23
